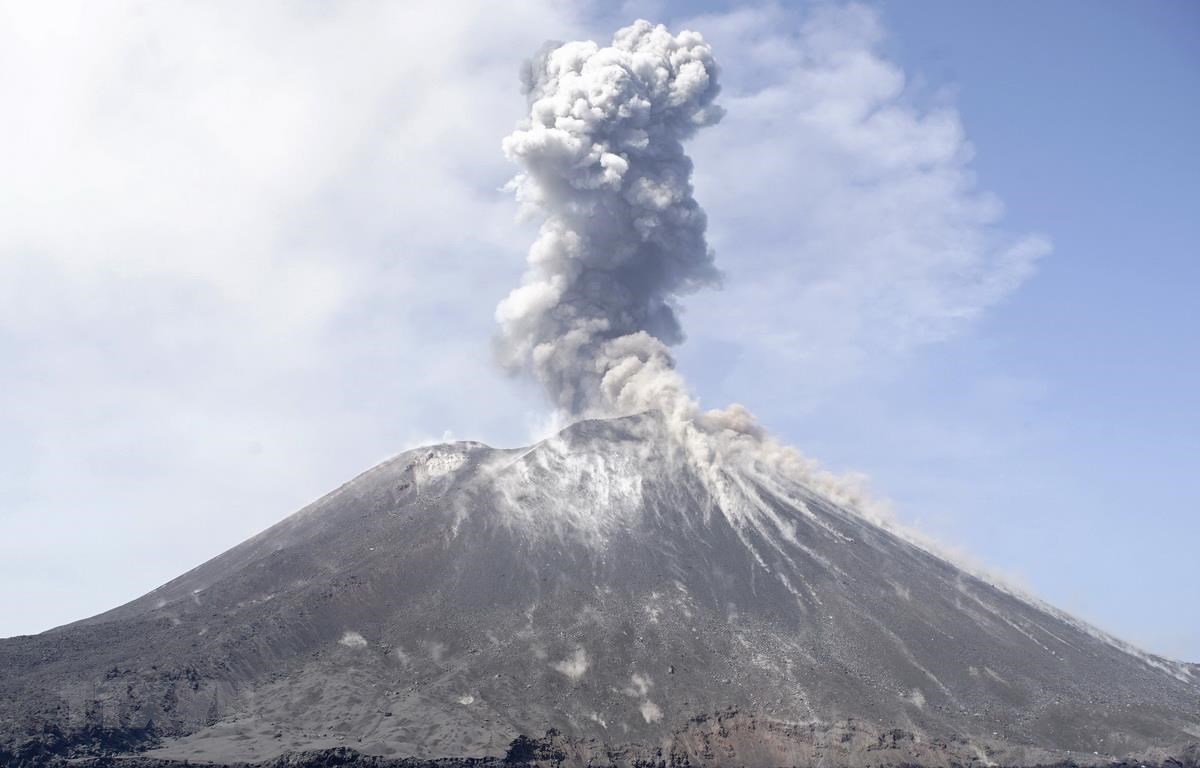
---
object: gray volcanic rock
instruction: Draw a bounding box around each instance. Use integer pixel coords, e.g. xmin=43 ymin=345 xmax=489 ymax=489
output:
xmin=1 ymin=412 xmax=1197 ymax=767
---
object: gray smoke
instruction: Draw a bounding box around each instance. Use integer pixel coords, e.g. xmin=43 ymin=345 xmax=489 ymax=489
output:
xmin=497 ymin=21 xmax=882 ymax=520
xmin=497 ymin=20 xmax=723 ymax=419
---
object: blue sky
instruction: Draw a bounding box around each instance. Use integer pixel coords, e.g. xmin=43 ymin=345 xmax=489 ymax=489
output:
xmin=1 ymin=1 xmax=1196 ymax=659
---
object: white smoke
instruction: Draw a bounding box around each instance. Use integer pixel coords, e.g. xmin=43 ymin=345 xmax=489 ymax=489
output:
xmin=497 ymin=20 xmax=869 ymax=509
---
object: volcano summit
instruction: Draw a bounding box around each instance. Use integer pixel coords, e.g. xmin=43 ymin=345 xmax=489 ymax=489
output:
xmin=1 ymin=412 xmax=1198 ymax=766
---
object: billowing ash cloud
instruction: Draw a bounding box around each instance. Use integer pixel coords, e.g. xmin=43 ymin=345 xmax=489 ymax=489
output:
xmin=497 ymin=21 xmax=878 ymax=518
xmin=497 ymin=20 xmax=723 ymax=418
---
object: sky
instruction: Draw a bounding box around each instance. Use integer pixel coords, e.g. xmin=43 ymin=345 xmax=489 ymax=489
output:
xmin=1 ymin=1 xmax=1196 ymax=660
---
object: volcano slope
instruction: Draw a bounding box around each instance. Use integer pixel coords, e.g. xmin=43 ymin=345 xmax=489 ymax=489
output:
xmin=1 ymin=412 xmax=1197 ymax=767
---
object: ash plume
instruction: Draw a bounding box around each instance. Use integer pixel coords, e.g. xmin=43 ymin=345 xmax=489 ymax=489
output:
xmin=497 ymin=20 xmax=722 ymax=420
xmin=497 ymin=21 xmax=873 ymax=515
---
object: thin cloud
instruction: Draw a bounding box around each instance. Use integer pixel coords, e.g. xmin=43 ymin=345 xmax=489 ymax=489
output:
xmin=682 ymin=3 xmax=1050 ymax=409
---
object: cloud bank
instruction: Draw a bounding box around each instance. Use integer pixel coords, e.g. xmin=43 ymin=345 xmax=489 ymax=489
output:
xmin=0 ymin=0 xmax=581 ymax=638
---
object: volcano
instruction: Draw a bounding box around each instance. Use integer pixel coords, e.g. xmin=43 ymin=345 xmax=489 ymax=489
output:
xmin=1 ymin=412 xmax=1197 ymax=767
